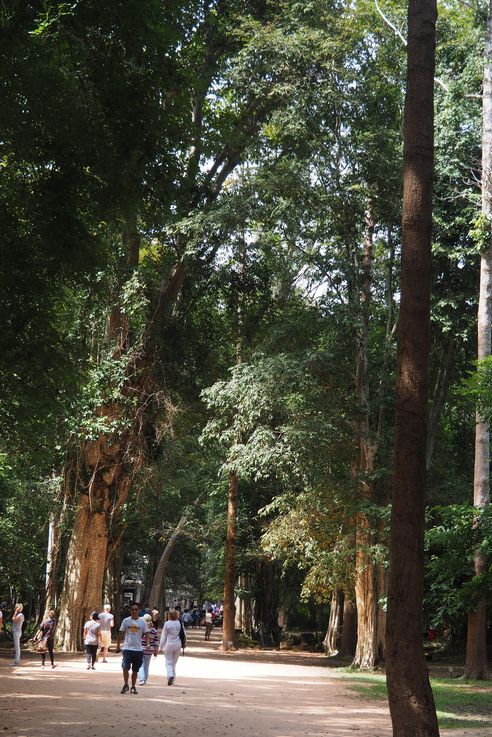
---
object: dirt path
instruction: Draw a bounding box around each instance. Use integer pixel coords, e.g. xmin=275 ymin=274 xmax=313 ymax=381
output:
xmin=0 ymin=629 xmax=489 ymax=737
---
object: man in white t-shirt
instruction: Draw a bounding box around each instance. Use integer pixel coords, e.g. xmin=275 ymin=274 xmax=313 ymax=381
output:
xmin=98 ymin=604 xmax=114 ymax=663
xmin=116 ymin=603 xmax=150 ymax=694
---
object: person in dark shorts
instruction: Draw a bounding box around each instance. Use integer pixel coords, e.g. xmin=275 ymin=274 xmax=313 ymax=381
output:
xmin=116 ymin=603 xmax=150 ymax=694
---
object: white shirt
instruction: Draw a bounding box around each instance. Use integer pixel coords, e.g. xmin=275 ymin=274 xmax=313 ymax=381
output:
xmin=12 ymin=612 xmax=24 ymax=633
xmin=84 ymin=620 xmax=100 ymax=645
xmin=98 ymin=611 xmax=114 ymax=631
xmin=119 ymin=616 xmax=149 ymax=651
xmin=160 ymin=620 xmax=181 ymax=649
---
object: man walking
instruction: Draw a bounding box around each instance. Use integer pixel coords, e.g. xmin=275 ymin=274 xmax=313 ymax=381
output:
xmin=116 ymin=603 xmax=149 ymax=694
xmin=98 ymin=604 xmax=114 ymax=662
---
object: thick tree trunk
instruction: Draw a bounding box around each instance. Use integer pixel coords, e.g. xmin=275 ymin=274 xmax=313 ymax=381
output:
xmin=353 ymin=532 xmax=378 ymax=668
xmin=43 ymin=470 xmax=72 ymax=618
xmin=253 ymin=559 xmax=281 ymax=647
xmin=56 ymin=443 xmax=132 ymax=650
xmin=323 ymin=591 xmax=342 ymax=655
xmin=56 ymin=222 xmax=141 ymax=650
xmin=464 ymin=1 xmax=492 ymax=682
xmin=385 ymin=0 xmax=439 ymax=734
xmin=340 ymin=597 xmax=357 ymax=657
xmin=148 ymin=514 xmax=189 ymax=613
xmin=223 ymin=470 xmax=239 ymax=649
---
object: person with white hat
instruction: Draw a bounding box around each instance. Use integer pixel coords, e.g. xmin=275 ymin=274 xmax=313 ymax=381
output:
xmin=138 ymin=613 xmax=159 ymax=685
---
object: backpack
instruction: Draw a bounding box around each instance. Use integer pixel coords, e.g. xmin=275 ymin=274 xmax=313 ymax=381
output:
xmin=179 ymin=620 xmax=186 ymax=650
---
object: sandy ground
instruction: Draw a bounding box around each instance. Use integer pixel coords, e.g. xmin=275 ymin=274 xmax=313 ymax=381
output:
xmin=1 ymin=629 xmax=490 ymax=737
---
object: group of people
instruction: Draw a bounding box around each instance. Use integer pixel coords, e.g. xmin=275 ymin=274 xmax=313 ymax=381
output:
xmin=2 ymin=598 xmax=221 ymax=691
xmin=116 ymin=604 xmax=183 ymax=693
xmin=81 ymin=602 xmax=179 ymax=690
xmin=82 ymin=603 xmax=114 ymax=669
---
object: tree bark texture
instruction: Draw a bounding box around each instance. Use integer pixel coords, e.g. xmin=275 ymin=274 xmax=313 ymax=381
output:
xmin=56 ymin=441 xmax=132 ymax=650
xmin=223 ymin=470 xmax=239 ymax=649
xmin=253 ymin=559 xmax=281 ymax=646
xmin=323 ymin=590 xmax=342 ymax=655
xmin=43 ymin=471 xmax=73 ymax=619
xmin=464 ymin=0 xmax=492 ymax=681
xmin=340 ymin=597 xmax=357 ymax=658
xmin=385 ymin=1 xmax=439 ymax=735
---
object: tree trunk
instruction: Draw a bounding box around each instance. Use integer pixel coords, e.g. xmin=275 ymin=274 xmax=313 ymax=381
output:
xmin=44 ymin=513 xmax=58 ymax=615
xmin=353 ymin=533 xmax=378 ymax=668
xmin=235 ymin=574 xmax=253 ymax=636
xmin=56 ymin=444 xmax=133 ymax=650
xmin=253 ymin=559 xmax=281 ymax=647
xmin=352 ymin=204 xmax=385 ymax=669
xmin=105 ymin=543 xmax=123 ymax=626
xmin=340 ymin=596 xmax=357 ymax=657
xmin=56 ymin=221 xmax=144 ymax=650
xmin=148 ymin=514 xmax=189 ymax=613
xmin=385 ymin=0 xmax=439 ymax=734
xmin=464 ymin=0 xmax=492 ymax=682
xmin=223 ymin=470 xmax=239 ymax=649
xmin=43 ymin=469 xmax=73 ymax=619
xmin=323 ymin=590 xmax=342 ymax=655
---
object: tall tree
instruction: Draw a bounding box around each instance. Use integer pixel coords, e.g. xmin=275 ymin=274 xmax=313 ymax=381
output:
xmin=464 ymin=0 xmax=492 ymax=681
xmin=53 ymin=0 xmax=339 ymax=649
xmin=385 ymin=0 xmax=440 ymax=734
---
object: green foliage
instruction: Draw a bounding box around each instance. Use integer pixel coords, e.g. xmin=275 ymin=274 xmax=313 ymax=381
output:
xmin=0 ymin=0 xmax=488 ymax=646
xmin=201 ymin=353 xmax=348 ymax=483
xmin=0 ymin=456 xmax=55 ymax=605
xmin=460 ymin=356 xmax=492 ymax=424
xmin=424 ymin=505 xmax=492 ymax=632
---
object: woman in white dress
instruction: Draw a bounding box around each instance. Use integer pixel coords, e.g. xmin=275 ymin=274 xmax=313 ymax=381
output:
xmin=159 ymin=609 xmax=182 ymax=685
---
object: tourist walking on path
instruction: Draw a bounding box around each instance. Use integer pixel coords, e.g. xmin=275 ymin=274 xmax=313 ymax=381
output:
xmin=98 ymin=604 xmax=114 ymax=662
xmin=204 ymin=607 xmax=213 ymax=641
xmin=159 ymin=609 xmax=182 ymax=686
xmin=151 ymin=607 xmax=160 ymax=629
xmin=83 ymin=612 xmax=101 ymax=670
xmin=12 ymin=603 xmax=24 ymax=666
xmin=138 ymin=614 xmax=159 ymax=685
xmin=35 ymin=610 xmax=57 ymax=668
xmin=117 ymin=602 xmax=150 ymax=694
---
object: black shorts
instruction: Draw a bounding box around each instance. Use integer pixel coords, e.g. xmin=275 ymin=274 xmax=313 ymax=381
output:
xmin=121 ymin=650 xmax=143 ymax=671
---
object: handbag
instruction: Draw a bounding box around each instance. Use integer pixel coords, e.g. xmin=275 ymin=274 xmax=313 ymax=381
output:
xmin=36 ymin=638 xmax=48 ymax=653
xmin=179 ymin=621 xmax=186 ymax=652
